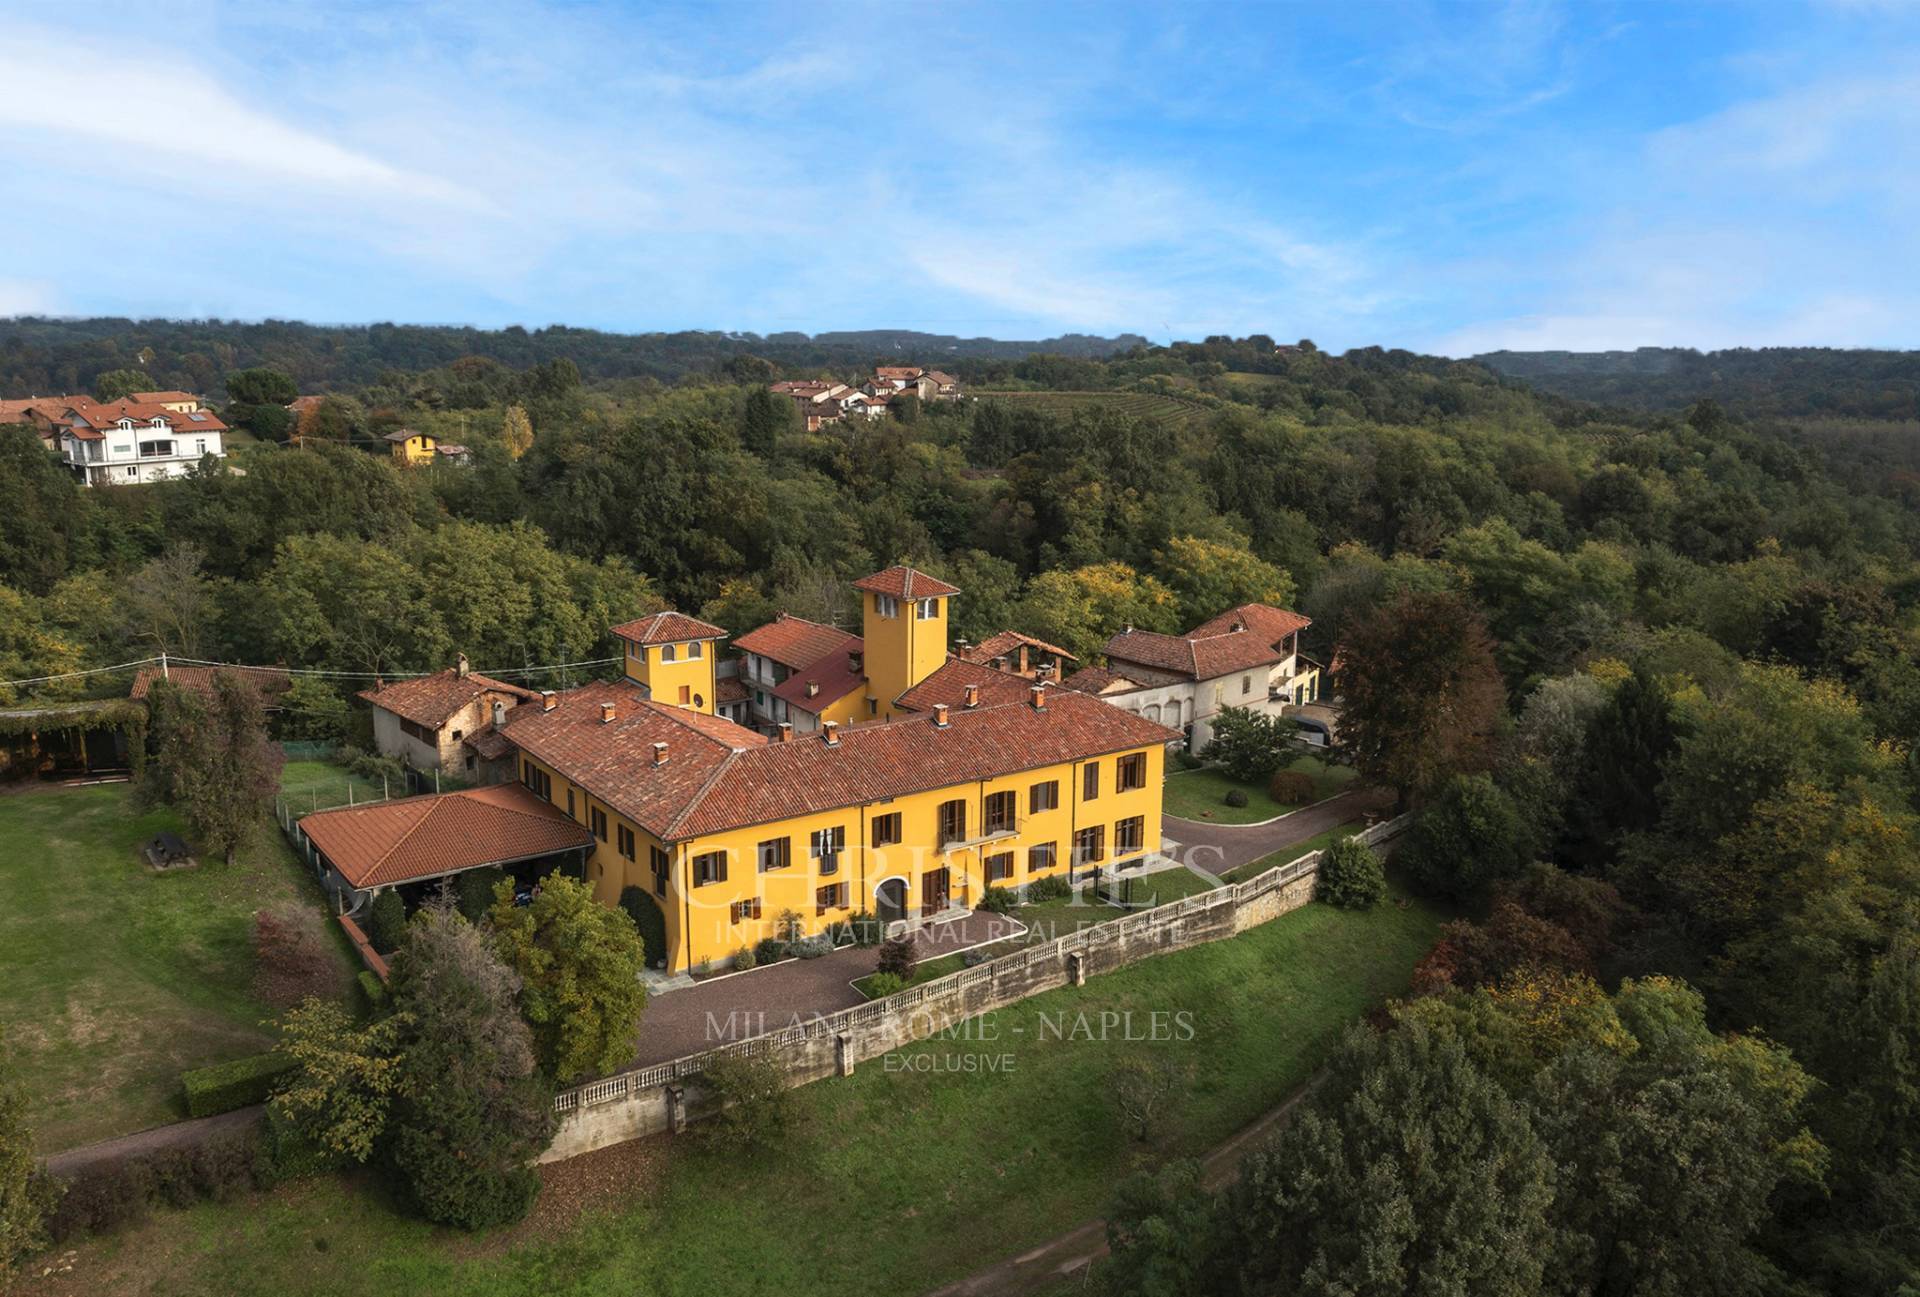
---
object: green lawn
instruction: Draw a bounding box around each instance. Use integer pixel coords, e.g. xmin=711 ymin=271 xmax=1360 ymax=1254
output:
xmin=279 ymin=758 xmax=388 ymax=814
xmin=43 ymin=880 xmax=1443 ymax=1296
xmin=1163 ymin=755 xmax=1355 ymax=824
xmin=0 ymin=784 xmax=357 ymax=1152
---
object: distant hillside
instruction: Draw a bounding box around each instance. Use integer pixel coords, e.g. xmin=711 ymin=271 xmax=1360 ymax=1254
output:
xmin=1478 ymin=346 xmax=1920 ymax=421
xmin=0 ymin=317 xmax=1149 ymax=398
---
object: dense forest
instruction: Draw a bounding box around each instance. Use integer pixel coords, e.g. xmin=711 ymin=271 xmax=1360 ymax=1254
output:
xmin=1481 ymin=344 xmax=1920 ymax=420
xmin=0 ymin=317 xmax=1145 ymax=395
xmin=6 ymin=328 xmax=1920 ymax=1293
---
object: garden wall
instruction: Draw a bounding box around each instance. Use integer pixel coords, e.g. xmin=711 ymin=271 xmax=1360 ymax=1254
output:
xmin=543 ymin=814 xmax=1409 ymax=1162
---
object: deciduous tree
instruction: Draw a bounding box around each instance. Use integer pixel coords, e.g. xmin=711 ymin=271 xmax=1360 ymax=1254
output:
xmin=270 ymin=998 xmax=406 ymax=1164
xmin=1334 ymin=589 xmax=1505 ymax=802
xmin=488 ymin=873 xmax=648 ymax=1083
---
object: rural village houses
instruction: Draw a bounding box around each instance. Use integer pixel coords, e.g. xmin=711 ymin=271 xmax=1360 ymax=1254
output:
xmin=769 ymin=364 xmax=962 ymax=430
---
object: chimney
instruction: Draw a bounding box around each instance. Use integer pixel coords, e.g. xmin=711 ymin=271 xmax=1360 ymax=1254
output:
xmin=822 ymin=720 xmax=840 ymax=746
xmin=1231 ymin=619 xmax=1246 ymax=633
xmin=1030 ymin=685 xmax=1048 ymax=710
xmin=456 ymin=653 xmax=470 ymax=678
xmin=1122 ymin=624 xmax=1134 ymax=635
xmin=491 ymin=700 xmax=506 ymax=728
xmin=651 ymin=741 xmax=668 ymax=767
xmin=933 ymin=703 xmax=950 ymax=728
xmin=848 ymin=650 xmax=863 ymax=673
xmin=777 ymin=722 xmax=792 ymax=743
xmin=541 ymin=690 xmax=557 ymax=712
xmin=963 ymin=683 xmax=979 ymax=708
xmin=806 ymin=680 xmax=820 ymax=697
xmin=1038 ymin=661 xmax=1057 ymax=681
xmin=600 ymin=701 xmax=617 ymax=724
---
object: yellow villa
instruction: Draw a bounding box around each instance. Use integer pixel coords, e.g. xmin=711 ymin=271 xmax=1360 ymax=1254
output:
xmin=383 ymin=427 xmax=437 ymax=465
xmin=504 ymin=565 xmax=1179 ymax=972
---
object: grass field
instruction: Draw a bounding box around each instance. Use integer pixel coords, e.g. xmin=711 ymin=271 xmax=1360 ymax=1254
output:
xmin=0 ymin=784 xmax=357 ymax=1152
xmin=34 ymin=879 xmax=1443 ymax=1297
xmin=1162 ymin=755 xmax=1356 ymax=824
xmin=278 ymin=758 xmax=388 ymax=813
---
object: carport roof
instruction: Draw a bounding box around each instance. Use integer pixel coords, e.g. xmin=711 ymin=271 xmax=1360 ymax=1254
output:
xmin=298 ymin=783 xmax=593 ymax=889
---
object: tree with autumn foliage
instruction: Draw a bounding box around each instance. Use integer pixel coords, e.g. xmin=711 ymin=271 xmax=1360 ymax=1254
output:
xmin=1153 ymin=535 xmax=1295 ymax=629
xmin=1333 ymin=588 xmax=1506 ymax=804
xmin=500 ymin=404 xmax=534 ymax=460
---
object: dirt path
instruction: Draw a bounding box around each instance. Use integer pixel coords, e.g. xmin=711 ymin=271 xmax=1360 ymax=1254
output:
xmin=1162 ymin=785 xmax=1393 ymax=875
xmin=923 ymin=1079 xmax=1321 ymax=1297
xmin=44 ymin=1106 xmax=263 ymax=1178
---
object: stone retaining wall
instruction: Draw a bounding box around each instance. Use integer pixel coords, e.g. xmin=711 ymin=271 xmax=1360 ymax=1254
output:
xmin=543 ymin=814 xmax=1408 ymax=1162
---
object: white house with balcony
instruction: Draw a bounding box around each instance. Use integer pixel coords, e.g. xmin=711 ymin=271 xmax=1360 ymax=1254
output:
xmin=1063 ymin=603 xmax=1322 ymax=752
xmin=58 ymin=399 xmax=228 ymax=486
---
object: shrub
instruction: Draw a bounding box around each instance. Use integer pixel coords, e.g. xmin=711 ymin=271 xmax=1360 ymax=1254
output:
xmin=774 ymin=909 xmax=804 ymax=943
xmin=455 ymin=867 xmax=508 ymax=923
xmin=1111 ymin=1056 xmax=1189 ymax=1142
xmin=731 ymin=945 xmax=758 ymax=972
xmin=877 ymin=935 xmax=919 ymax=980
xmin=367 ymin=890 xmax=407 ymax=955
xmin=1268 ymin=769 xmax=1315 ymax=805
xmin=962 ymin=948 xmax=992 ymax=968
xmin=755 ymin=937 xmax=791 ymax=965
xmin=255 ymin=1103 xmax=335 ymax=1185
xmin=338 ymin=746 xmax=406 ymax=789
xmin=1224 ymin=788 xmax=1250 ymax=809
xmin=181 ymin=1051 xmax=296 ymax=1118
xmin=356 ymin=969 xmax=390 ymax=1015
xmin=978 ymin=886 xmax=1018 ymax=915
xmin=1024 ymin=874 xmax=1071 ymax=903
xmin=252 ymin=909 xmax=342 ymax=1011
xmin=848 ymin=910 xmax=883 ymax=947
xmin=793 ymin=935 xmax=832 ymax=960
xmin=1173 ymin=749 xmax=1204 ymax=771
xmin=1316 ymin=837 xmax=1388 ymax=910
xmin=618 ymin=885 xmax=668 ymax=969
xmin=864 ymin=972 xmax=907 ymax=999
xmin=44 ymin=1162 xmax=150 ymax=1243
xmin=700 ymin=1050 xmax=792 ymax=1150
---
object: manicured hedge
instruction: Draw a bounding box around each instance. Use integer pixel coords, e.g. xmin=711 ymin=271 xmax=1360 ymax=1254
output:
xmin=181 ymin=1051 xmax=295 ymax=1118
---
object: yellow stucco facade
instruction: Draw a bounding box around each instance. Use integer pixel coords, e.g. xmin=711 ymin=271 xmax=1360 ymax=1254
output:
xmin=622 ymin=637 xmax=718 ymax=714
xmin=861 ymin=588 xmax=947 ymax=721
xmin=388 ymin=431 xmax=437 ymax=465
xmin=517 ymin=738 xmax=1164 ymax=972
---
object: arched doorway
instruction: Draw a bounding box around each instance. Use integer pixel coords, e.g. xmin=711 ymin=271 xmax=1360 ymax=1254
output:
xmin=875 ymin=876 xmax=908 ymax=927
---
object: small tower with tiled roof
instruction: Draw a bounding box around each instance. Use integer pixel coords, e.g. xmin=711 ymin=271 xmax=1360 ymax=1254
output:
xmin=610 ymin=610 xmax=728 ymax=715
xmin=852 ymin=564 xmax=958 ymax=721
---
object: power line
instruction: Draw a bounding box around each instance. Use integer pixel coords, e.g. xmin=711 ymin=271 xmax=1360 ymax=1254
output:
xmin=0 ymin=654 xmax=623 ymax=692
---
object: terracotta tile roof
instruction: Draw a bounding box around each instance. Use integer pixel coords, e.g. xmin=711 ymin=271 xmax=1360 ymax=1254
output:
xmin=462 ymin=702 xmax=537 ymax=760
xmin=716 ymin=677 xmax=750 ymax=705
xmin=961 ymin=629 xmax=1077 ymax=665
xmin=733 ymin=613 xmax=859 ymax=669
xmin=923 ymin=370 xmax=959 ymax=386
xmin=1060 ymin=665 xmax=1141 ymax=695
xmin=503 ymin=682 xmax=768 ymax=839
xmin=130 ymin=664 xmax=292 ymax=704
xmin=895 ymin=657 xmax=1036 ymax=712
xmin=299 ymin=784 xmax=593 ymax=889
xmin=382 ymin=428 xmax=429 ymax=444
xmin=514 ymin=676 xmax=1176 ymax=843
xmin=769 ymin=654 xmax=866 ymax=715
xmin=609 ymin=610 xmax=728 ymax=646
xmin=60 ymin=400 xmax=228 ymax=440
xmin=356 ymin=668 xmax=541 ymax=730
xmin=851 ymin=565 xmax=959 ymax=599
xmin=666 ymin=687 xmax=1180 ymax=839
xmin=1104 ymin=603 xmax=1310 ymax=682
xmin=875 ymin=366 xmax=923 ymax=380
xmin=129 ymin=390 xmax=198 ymax=404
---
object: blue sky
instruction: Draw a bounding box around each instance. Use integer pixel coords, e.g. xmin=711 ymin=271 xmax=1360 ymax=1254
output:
xmin=2 ymin=0 xmax=1917 ymax=354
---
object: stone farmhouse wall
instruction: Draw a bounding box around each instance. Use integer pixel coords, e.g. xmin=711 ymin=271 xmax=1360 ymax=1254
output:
xmin=543 ymin=813 xmax=1410 ymax=1162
